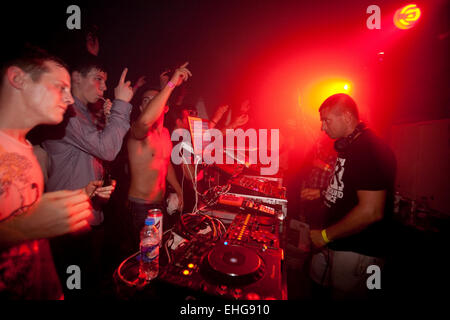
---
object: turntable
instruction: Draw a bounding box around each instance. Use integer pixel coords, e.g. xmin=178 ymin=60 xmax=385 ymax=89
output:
xmin=200 ymin=244 xmax=265 ymax=286
xmin=157 ymin=213 xmax=287 ymax=299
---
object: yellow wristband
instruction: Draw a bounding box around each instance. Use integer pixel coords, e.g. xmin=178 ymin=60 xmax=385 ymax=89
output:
xmin=321 ymin=229 xmax=331 ymax=244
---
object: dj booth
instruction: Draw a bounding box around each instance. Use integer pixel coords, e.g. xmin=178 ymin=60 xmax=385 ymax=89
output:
xmin=113 ymin=117 xmax=288 ymax=300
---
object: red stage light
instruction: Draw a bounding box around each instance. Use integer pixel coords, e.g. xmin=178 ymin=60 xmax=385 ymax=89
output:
xmin=394 ymin=4 xmax=421 ymax=30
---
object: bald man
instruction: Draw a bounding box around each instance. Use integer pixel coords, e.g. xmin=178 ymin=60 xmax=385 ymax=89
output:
xmin=309 ymin=93 xmax=396 ymax=299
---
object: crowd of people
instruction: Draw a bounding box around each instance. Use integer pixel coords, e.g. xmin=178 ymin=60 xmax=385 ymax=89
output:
xmin=0 ymin=34 xmax=396 ymax=300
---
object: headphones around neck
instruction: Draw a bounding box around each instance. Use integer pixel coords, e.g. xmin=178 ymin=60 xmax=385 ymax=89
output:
xmin=334 ymin=122 xmax=367 ymax=152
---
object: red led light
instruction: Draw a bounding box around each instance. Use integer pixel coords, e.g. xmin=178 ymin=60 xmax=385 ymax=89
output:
xmin=246 ymin=292 xmax=260 ymax=300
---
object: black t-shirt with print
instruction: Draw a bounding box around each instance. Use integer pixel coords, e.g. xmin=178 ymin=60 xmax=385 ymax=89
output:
xmin=323 ymin=129 xmax=396 ymax=257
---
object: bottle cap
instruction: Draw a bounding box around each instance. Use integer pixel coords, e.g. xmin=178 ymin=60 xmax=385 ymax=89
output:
xmin=144 ymin=219 xmax=155 ymax=226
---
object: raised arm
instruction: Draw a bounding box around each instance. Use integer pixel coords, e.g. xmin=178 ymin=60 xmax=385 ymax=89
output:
xmin=209 ymin=104 xmax=229 ymax=129
xmin=58 ymin=68 xmax=134 ymax=161
xmin=131 ymin=63 xmax=192 ymax=140
xmin=132 ymin=75 xmax=147 ymax=95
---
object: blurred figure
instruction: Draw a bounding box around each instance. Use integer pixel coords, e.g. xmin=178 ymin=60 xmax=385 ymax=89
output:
xmin=209 ymin=100 xmax=250 ymax=132
xmin=299 ymin=133 xmax=336 ymax=229
xmin=85 ymin=24 xmax=100 ymax=57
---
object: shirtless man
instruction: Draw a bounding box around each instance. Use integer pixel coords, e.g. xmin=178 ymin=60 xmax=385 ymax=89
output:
xmin=127 ymin=63 xmax=192 ymax=246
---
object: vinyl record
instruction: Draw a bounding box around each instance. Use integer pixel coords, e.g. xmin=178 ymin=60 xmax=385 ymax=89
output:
xmin=201 ymin=244 xmax=264 ymax=286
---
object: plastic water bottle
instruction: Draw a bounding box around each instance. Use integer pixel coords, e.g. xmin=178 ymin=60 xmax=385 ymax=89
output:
xmin=139 ymin=218 xmax=159 ymax=280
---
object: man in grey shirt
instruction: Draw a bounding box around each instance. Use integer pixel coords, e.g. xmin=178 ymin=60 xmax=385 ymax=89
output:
xmin=43 ymin=55 xmax=134 ymax=298
xmin=43 ymin=57 xmax=133 ymax=224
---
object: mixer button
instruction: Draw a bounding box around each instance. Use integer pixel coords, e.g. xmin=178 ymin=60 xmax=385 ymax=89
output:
xmin=232 ymin=288 xmax=243 ymax=299
xmin=216 ymin=284 xmax=228 ymax=295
